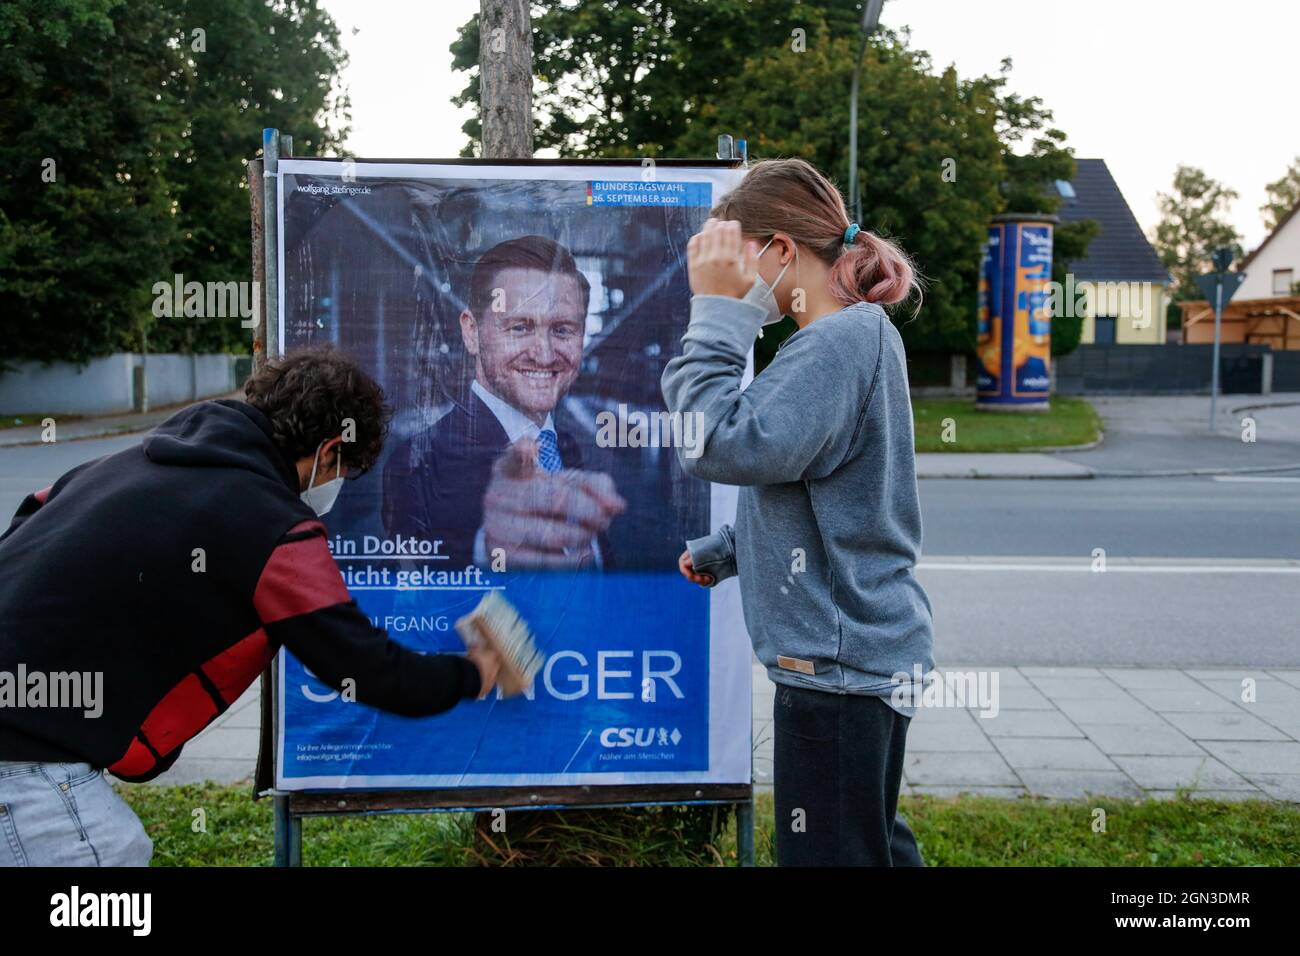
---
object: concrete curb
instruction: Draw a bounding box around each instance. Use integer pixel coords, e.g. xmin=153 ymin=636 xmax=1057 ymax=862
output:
xmin=0 ymin=393 xmax=241 ymax=448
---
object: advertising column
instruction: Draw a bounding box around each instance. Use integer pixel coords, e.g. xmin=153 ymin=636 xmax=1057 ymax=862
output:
xmin=976 ymin=213 xmax=1057 ymax=411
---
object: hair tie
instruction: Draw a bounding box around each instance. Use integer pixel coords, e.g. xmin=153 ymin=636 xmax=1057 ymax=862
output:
xmin=843 ymin=222 xmax=860 ymax=245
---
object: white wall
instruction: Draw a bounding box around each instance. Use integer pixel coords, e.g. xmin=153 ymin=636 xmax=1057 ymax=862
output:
xmin=1239 ymin=212 xmax=1300 ymax=300
xmin=0 ymin=354 xmax=237 ymax=416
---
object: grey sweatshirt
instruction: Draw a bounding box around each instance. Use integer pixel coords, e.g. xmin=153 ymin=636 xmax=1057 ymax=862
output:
xmin=661 ymin=294 xmax=934 ymax=715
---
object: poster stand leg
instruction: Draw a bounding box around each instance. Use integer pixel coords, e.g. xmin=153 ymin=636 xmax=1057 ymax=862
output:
xmin=273 ymin=794 xmax=302 ymax=867
xmin=735 ymin=792 xmax=755 ymax=867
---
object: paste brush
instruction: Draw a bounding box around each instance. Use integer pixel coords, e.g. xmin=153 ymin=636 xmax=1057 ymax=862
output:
xmin=454 ymin=591 xmax=544 ymax=698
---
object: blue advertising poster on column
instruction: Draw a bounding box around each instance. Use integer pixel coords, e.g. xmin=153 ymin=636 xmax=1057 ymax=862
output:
xmin=976 ymin=214 xmax=1055 ymax=407
xmin=272 ymin=159 xmax=752 ymax=790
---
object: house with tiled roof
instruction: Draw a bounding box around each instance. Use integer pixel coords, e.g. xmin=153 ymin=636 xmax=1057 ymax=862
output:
xmin=1055 ymin=158 xmax=1172 ymax=344
xmin=1236 ymin=199 xmax=1300 ymax=301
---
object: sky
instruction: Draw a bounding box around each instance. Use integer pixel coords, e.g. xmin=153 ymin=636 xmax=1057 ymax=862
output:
xmin=321 ymin=0 xmax=1295 ymax=251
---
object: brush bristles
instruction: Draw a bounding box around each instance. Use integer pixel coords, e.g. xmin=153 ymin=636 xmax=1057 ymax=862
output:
xmin=455 ymin=592 xmax=544 ymax=689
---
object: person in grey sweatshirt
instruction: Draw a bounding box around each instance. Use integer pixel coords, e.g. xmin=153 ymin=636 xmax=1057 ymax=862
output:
xmin=661 ymin=158 xmax=935 ymax=866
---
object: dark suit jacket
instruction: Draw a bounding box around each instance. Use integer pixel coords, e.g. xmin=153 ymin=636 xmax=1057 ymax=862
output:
xmin=382 ymin=389 xmax=609 ymax=568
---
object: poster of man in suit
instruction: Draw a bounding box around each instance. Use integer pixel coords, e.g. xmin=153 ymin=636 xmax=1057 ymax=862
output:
xmin=273 ymin=159 xmax=751 ymax=790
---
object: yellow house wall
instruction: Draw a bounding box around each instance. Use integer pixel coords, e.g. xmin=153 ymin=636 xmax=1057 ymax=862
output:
xmin=1079 ymin=282 xmax=1167 ymax=344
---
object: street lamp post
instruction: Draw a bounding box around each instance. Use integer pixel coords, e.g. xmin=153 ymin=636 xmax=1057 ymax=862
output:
xmin=848 ymin=0 xmax=886 ymax=224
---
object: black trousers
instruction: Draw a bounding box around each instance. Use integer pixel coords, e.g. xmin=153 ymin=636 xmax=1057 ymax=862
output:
xmin=773 ymin=683 xmax=920 ymax=866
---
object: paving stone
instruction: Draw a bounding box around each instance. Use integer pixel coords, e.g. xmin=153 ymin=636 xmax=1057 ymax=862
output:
xmin=1017 ymin=770 xmax=1143 ymax=800
xmin=904 ymin=751 xmax=1021 ymax=787
xmin=980 ymin=710 xmax=1083 ymax=739
xmin=1200 ymin=740 xmax=1300 ymax=775
xmin=1076 ymin=722 xmax=1206 ymax=756
xmin=1243 ymin=773 xmax=1300 ymax=802
xmin=1055 ymin=697 xmax=1165 ymax=726
xmin=906 ymin=717 xmax=997 ymax=752
xmin=1144 ymin=789 xmax=1267 ymax=802
xmin=1025 ymin=678 xmax=1132 ymax=700
xmin=1101 ymin=669 xmax=1203 ymax=690
xmin=909 ymin=785 xmax=1028 ymax=799
xmin=1111 ymin=755 xmax=1253 ymax=791
xmin=965 ymin=686 xmax=1056 ymax=711
xmin=1161 ymin=710 xmax=1289 ymax=742
xmin=1132 ymin=688 xmax=1244 ymax=713
xmin=1019 ymin=667 xmax=1105 ymax=679
xmin=993 ymin=737 xmax=1118 ymax=771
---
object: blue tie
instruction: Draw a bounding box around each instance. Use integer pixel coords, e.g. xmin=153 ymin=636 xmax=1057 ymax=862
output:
xmin=536 ymin=429 xmax=563 ymax=473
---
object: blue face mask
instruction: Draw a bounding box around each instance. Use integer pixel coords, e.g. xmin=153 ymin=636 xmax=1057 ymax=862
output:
xmin=742 ymin=236 xmax=797 ymax=327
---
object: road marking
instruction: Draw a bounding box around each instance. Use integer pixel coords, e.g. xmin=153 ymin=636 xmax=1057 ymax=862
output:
xmin=919 ymin=559 xmax=1300 ymax=574
xmin=1210 ymin=475 xmax=1300 ymax=483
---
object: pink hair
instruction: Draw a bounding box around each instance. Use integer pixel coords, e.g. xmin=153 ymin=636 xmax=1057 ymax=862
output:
xmin=711 ymin=158 xmax=922 ymax=311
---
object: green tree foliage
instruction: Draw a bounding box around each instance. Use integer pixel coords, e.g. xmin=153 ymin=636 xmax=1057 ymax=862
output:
xmin=0 ymin=0 xmax=186 ymax=366
xmin=0 ymin=0 xmax=349 ymax=367
xmin=1152 ymin=165 xmax=1242 ymax=303
xmin=161 ymin=0 xmax=351 ymax=353
xmin=451 ymin=4 xmax=1088 ymax=356
xmin=1260 ymin=156 xmax=1300 ymax=233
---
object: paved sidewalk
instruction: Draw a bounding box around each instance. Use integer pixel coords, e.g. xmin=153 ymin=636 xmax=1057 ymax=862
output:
xmin=151 ymin=662 xmax=1300 ymax=803
xmin=0 ymin=392 xmax=241 ymax=447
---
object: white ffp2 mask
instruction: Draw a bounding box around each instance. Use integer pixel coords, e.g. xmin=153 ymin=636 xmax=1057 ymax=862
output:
xmin=299 ymin=441 xmax=344 ymax=516
xmin=743 ymin=237 xmax=797 ymax=327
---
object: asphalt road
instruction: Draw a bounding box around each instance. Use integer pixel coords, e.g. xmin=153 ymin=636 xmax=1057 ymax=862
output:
xmin=3 ymin=433 xmax=1297 ymax=669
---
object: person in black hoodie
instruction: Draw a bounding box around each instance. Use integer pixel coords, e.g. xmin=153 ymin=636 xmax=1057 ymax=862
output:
xmin=0 ymin=349 xmax=503 ymax=866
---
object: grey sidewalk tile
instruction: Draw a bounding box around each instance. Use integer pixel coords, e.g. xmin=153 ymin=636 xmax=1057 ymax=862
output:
xmin=993 ymin=737 xmax=1118 ymax=771
xmin=1200 ymin=741 xmax=1300 ymax=775
xmin=149 ymin=759 xmax=255 ymax=787
xmin=1076 ymin=722 xmax=1206 ymax=757
xmin=909 ymin=785 xmax=1028 ymax=799
xmin=219 ymin=705 xmax=262 ymax=729
xmin=903 ymin=751 xmax=1021 ymax=788
xmin=1024 ymin=678 xmax=1132 ymax=701
xmin=1017 ymin=770 xmax=1143 ymax=800
xmin=1145 ymin=789 xmax=1267 ymax=802
xmin=945 ymin=666 xmax=1035 ymax=688
xmin=1112 ymin=755 xmax=1254 ymax=791
xmin=966 ymin=686 xmax=1056 ymax=711
xmin=178 ymin=726 xmax=260 ymax=760
xmin=906 ymin=717 xmax=997 ymax=753
xmin=1161 ymin=710 xmax=1290 ymax=742
xmin=1055 ymin=697 xmax=1166 ymax=726
xmin=1019 ymin=667 xmax=1105 ymax=679
xmin=1185 ymin=669 xmax=1279 ymax=681
xmin=1101 ymin=669 xmax=1202 ymax=691
xmin=1244 ymin=773 xmax=1300 ymax=802
xmin=1132 ymin=688 xmax=1246 ymax=713
xmin=1195 ymin=677 xmax=1299 ymax=706
xmin=980 ymin=710 xmax=1084 ymax=739
xmin=1269 ymin=670 xmax=1300 ymax=691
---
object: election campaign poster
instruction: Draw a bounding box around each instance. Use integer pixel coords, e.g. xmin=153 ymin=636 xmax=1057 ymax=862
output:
xmin=272 ymin=159 xmax=752 ymax=790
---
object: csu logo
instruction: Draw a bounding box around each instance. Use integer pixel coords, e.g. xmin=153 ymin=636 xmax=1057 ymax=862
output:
xmin=600 ymin=727 xmax=682 ymax=748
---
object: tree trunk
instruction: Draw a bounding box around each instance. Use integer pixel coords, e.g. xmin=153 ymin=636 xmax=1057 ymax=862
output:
xmin=478 ymin=0 xmax=533 ymax=158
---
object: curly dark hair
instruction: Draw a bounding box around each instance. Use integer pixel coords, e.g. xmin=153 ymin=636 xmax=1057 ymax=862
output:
xmin=243 ymin=347 xmax=391 ymax=476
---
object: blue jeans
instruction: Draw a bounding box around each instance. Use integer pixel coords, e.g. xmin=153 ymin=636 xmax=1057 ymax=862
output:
xmin=0 ymin=761 xmax=152 ymax=866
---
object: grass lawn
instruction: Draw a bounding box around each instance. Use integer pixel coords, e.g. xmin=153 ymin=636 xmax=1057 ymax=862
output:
xmin=117 ymin=783 xmax=1300 ymax=867
xmin=913 ymin=397 xmax=1101 ymax=453
xmin=0 ymin=413 xmax=65 ymax=430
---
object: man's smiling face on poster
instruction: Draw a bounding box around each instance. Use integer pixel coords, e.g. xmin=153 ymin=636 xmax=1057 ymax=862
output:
xmin=462 ymin=266 xmax=586 ymax=420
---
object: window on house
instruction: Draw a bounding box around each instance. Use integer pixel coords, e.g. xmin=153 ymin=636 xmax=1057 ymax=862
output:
xmin=1273 ymin=269 xmax=1294 ymax=295
xmin=1094 ymin=316 xmax=1117 ymax=344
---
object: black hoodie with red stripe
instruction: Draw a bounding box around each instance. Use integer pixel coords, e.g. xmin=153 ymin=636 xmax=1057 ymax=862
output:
xmin=0 ymin=399 xmax=480 ymax=781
